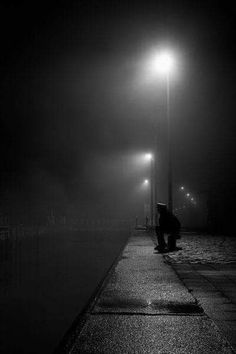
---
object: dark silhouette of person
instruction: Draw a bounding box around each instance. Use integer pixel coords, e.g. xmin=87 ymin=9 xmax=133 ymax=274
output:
xmin=155 ymin=203 xmax=181 ymax=252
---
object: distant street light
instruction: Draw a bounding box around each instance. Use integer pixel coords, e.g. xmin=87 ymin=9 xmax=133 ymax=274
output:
xmin=179 ymin=185 xmax=197 ymax=206
xmin=144 ymin=153 xmax=154 ymax=226
xmin=147 ymin=49 xmax=176 ymax=213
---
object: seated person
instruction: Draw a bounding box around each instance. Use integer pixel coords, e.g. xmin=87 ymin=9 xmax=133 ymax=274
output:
xmin=155 ymin=203 xmax=181 ymax=252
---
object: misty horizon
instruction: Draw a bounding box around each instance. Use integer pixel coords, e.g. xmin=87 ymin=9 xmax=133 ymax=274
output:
xmin=0 ymin=1 xmax=235 ymax=230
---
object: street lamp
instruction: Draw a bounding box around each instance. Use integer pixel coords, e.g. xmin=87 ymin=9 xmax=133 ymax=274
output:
xmin=142 ymin=178 xmax=150 ymax=227
xmin=144 ymin=153 xmax=154 ymax=226
xmin=147 ymin=49 xmax=175 ymax=213
xmin=145 ymin=153 xmax=152 ymax=160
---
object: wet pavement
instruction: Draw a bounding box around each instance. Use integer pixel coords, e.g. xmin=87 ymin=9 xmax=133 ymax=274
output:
xmin=60 ymin=231 xmax=236 ymax=353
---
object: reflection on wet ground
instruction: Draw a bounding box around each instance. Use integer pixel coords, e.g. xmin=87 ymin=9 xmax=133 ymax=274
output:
xmin=0 ymin=229 xmax=128 ymax=354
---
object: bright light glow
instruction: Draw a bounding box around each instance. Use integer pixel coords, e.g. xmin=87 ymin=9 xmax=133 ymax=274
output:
xmin=148 ymin=50 xmax=175 ymax=76
xmin=180 ymin=186 xmax=184 ymax=191
xmin=143 ymin=179 xmax=149 ymax=185
xmin=139 ymin=46 xmax=181 ymax=87
xmin=144 ymin=153 xmax=153 ymax=161
xmin=191 ymin=197 xmax=194 ymax=201
xmin=186 ymin=193 xmax=190 ymax=197
xmin=132 ymin=152 xmax=154 ymax=167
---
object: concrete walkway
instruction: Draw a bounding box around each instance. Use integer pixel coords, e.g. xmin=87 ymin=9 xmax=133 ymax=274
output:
xmin=58 ymin=231 xmax=235 ymax=353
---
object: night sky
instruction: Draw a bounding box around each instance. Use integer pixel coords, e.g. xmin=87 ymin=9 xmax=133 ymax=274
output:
xmin=0 ymin=1 xmax=235 ymax=224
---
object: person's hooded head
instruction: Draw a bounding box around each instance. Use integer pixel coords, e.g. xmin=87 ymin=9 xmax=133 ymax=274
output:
xmin=157 ymin=203 xmax=167 ymax=214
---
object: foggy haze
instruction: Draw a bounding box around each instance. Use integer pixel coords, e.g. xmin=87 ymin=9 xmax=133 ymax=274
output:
xmin=0 ymin=1 xmax=235 ymax=229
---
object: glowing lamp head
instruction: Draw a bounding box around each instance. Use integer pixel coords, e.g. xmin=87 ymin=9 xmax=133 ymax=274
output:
xmin=148 ymin=50 xmax=175 ymax=76
xmin=144 ymin=153 xmax=153 ymax=161
xmin=143 ymin=179 xmax=149 ymax=185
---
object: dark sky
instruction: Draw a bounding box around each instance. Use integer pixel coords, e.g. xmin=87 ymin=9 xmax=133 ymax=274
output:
xmin=0 ymin=0 xmax=235 ymax=220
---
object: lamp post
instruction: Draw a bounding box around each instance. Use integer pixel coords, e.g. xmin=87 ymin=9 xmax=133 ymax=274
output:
xmin=146 ymin=50 xmax=175 ymax=213
xmin=144 ymin=153 xmax=154 ymax=226
xmin=166 ymin=70 xmax=173 ymax=213
xmin=150 ymin=156 xmax=154 ymax=226
xmin=143 ymin=179 xmax=150 ymax=226
xmin=157 ymin=52 xmax=174 ymax=213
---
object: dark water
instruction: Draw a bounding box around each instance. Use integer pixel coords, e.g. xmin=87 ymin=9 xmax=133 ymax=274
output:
xmin=0 ymin=229 xmax=129 ymax=353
